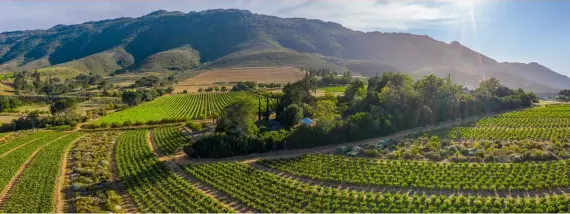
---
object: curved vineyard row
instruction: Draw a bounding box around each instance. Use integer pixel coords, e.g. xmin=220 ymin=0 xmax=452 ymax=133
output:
xmin=0 ymin=132 xmax=44 ymax=156
xmin=447 ymin=127 xmax=570 ymax=140
xmin=497 ymin=109 xmax=570 ymax=118
xmin=475 ymin=117 xmax=570 ymax=128
xmin=184 ymin=162 xmax=570 ymax=213
xmin=0 ymin=133 xmax=83 ymax=213
xmin=153 ymin=127 xmax=189 ymax=155
xmin=93 ymin=92 xmax=269 ymax=125
xmin=0 ymin=132 xmax=66 ymax=194
xmin=259 ymin=154 xmax=569 ymax=191
xmin=115 ymin=130 xmax=232 ymax=213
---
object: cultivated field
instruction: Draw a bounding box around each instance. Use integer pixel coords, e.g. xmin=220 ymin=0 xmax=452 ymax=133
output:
xmin=91 ymin=92 xmax=268 ymax=126
xmin=174 ymin=66 xmax=305 ymax=93
xmin=2 ymin=105 xmax=570 ymax=212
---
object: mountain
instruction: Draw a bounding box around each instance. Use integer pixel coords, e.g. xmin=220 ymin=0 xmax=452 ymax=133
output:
xmin=0 ymin=9 xmax=567 ymax=92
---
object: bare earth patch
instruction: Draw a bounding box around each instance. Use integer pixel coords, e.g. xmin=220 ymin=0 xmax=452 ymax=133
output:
xmin=174 ymin=66 xmax=304 ymax=93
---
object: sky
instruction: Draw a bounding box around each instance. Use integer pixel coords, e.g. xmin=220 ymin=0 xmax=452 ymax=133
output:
xmin=0 ymin=0 xmax=569 ymax=76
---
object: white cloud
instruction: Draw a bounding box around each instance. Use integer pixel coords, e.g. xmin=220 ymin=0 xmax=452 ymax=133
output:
xmin=0 ymin=0 xmax=485 ymax=32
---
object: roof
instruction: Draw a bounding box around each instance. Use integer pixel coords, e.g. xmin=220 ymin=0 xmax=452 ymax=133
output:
xmin=301 ymin=118 xmax=314 ymax=125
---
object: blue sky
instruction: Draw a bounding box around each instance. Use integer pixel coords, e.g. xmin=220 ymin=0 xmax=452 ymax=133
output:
xmin=0 ymin=0 xmax=568 ymax=76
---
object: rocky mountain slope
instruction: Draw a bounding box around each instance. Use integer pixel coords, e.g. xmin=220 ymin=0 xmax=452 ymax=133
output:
xmin=0 ymin=9 xmax=567 ymax=92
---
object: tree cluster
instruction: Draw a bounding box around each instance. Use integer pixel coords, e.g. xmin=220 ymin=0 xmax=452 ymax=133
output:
xmin=184 ymin=98 xmax=288 ymax=158
xmin=13 ymin=70 xmax=109 ymax=95
xmin=557 ymin=89 xmax=570 ymax=102
xmin=285 ymin=74 xmax=538 ymax=149
xmin=231 ymin=81 xmax=257 ymax=91
xmin=121 ymin=88 xmax=170 ymax=106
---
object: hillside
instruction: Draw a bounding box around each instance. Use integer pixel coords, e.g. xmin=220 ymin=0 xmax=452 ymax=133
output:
xmin=0 ymin=9 xmax=567 ymax=92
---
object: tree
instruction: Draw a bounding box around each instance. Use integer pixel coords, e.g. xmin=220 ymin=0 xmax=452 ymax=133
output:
xmin=221 ymin=86 xmax=227 ymax=92
xmin=122 ymin=91 xmax=143 ymax=106
xmin=478 ymin=78 xmax=501 ymax=95
xmin=280 ymin=104 xmax=303 ymax=128
xmin=133 ymin=75 xmax=160 ymax=87
xmin=231 ymin=81 xmax=257 ymax=91
xmin=215 ymin=98 xmax=259 ymax=137
xmin=344 ymin=79 xmax=366 ymax=102
xmin=313 ymin=100 xmax=337 ymax=122
xmin=50 ymin=98 xmax=77 ymax=116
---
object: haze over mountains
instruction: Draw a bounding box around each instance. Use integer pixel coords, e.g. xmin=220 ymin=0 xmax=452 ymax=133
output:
xmin=0 ymin=9 xmax=567 ymax=92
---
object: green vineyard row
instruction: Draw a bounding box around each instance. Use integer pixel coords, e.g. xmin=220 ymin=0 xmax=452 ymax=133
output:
xmin=185 ymin=162 xmax=570 ymax=213
xmin=115 ymin=130 xmax=232 ymax=213
xmin=260 ymin=154 xmax=569 ymax=191
xmin=1 ymin=133 xmax=83 ymax=213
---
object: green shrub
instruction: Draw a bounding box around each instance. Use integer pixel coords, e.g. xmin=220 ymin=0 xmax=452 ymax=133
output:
xmin=187 ymin=120 xmax=202 ymax=131
xmin=123 ymin=120 xmax=133 ymax=126
xmin=111 ymin=121 xmax=122 ymax=128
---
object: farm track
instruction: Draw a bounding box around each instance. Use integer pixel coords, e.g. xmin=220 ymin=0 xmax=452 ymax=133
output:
xmin=0 ymin=135 xmax=66 ymax=209
xmin=0 ymin=132 xmax=13 ymax=142
xmin=175 ymin=110 xmax=517 ymax=165
xmin=55 ymin=135 xmax=84 ymax=213
xmin=147 ymin=130 xmax=253 ymax=213
xmin=248 ymin=162 xmax=570 ymax=198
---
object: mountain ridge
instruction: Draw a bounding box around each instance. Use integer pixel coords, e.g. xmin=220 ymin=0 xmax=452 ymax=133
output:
xmin=0 ymin=9 xmax=567 ymax=92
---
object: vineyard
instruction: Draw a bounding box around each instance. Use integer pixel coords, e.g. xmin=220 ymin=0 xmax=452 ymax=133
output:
xmin=0 ymin=132 xmax=66 ymax=194
xmin=1 ymin=102 xmax=570 ymax=213
xmin=185 ymin=162 xmax=570 ymax=213
xmin=92 ymin=92 xmax=272 ymax=125
xmin=0 ymin=133 xmax=82 ymax=213
xmin=259 ymin=154 xmax=569 ymax=191
xmin=115 ymin=130 xmax=231 ymax=213
xmin=152 ymin=127 xmax=189 ymax=155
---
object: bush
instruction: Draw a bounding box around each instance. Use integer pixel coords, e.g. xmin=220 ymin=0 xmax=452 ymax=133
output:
xmin=110 ymin=121 xmax=122 ymax=128
xmin=100 ymin=122 xmax=110 ymax=128
xmin=123 ymin=120 xmax=133 ymax=126
xmin=187 ymin=120 xmax=203 ymax=131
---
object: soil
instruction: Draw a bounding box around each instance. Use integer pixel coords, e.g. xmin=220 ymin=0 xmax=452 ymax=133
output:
xmin=174 ymin=66 xmax=305 ymax=93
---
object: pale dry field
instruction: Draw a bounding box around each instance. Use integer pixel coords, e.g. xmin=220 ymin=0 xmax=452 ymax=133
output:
xmin=174 ymin=66 xmax=304 ymax=93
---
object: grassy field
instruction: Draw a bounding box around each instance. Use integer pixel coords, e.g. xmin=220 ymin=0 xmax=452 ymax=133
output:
xmin=318 ymin=85 xmax=347 ymax=93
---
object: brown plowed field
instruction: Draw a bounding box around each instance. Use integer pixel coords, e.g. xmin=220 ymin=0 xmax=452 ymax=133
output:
xmin=174 ymin=67 xmax=304 ymax=93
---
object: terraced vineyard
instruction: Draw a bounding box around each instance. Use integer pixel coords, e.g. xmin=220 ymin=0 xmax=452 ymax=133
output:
xmin=1 ymin=133 xmax=83 ymax=213
xmin=152 ymin=126 xmax=189 ymax=155
xmin=115 ymin=130 xmax=232 ymax=213
xmin=93 ymin=92 xmax=270 ymax=125
xmin=185 ymin=163 xmax=570 ymax=213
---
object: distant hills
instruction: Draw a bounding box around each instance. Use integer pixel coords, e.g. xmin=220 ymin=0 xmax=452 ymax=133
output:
xmin=0 ymin=9 xmax=567 ymax=92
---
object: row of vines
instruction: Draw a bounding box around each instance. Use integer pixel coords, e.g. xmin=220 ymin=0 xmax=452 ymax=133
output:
xmin=185 ymin=162 xmax=570 ymax=213
xmin=260 ymin=154 xmax=569 ymax=191
xmin=114 ymin=130 xmax=232 ymax=213
xmin=0 ymin=133 xmax=82 ymax=213
xmin=93 ymin=92 xmax=269 ymax=125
